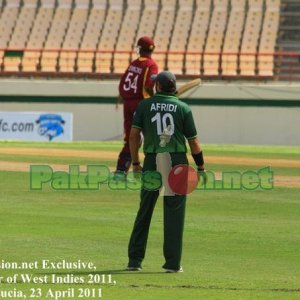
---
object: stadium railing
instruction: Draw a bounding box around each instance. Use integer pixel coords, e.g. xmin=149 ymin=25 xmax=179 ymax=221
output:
xmin=0 ymin=48 xmax=299 ymax=81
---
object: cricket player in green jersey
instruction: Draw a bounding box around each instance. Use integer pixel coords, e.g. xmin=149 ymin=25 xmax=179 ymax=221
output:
xmin=126 ymin=71 xmax=206 ymax=273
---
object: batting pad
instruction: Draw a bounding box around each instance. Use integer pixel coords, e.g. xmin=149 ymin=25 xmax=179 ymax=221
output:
xmin=156 ymin=152 xmax=175 ymax=197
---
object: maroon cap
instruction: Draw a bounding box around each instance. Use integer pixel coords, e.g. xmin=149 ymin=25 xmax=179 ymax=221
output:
xmin=137 ymin=36 xmax=155 ymax=51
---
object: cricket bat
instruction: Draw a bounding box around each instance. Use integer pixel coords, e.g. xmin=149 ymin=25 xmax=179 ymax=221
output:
xmin=176 ymin=78 xmax=202 ymax=97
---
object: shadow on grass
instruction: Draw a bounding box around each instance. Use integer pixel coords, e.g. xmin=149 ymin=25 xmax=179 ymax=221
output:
xmin=36 ymin=269 xmax=164 ymax=276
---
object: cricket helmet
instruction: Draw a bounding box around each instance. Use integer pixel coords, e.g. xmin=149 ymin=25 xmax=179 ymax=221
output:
xmin=151 ymin=71 xmax=177 ymax=93
xmin=137 ymin=36 xmax=155 ymax=52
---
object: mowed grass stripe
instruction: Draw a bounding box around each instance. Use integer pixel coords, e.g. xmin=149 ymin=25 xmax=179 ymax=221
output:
xmin=0 ymin=147 xmax=300 ymax=168
xmin=1 ymin=153 xmax=299 ymax=171
xmin=1 ymin=159 xmax=300 ymax=179
xmin=1 ymin=164 xmax=299 ymax=187
xmin=0 ymin=142 xmax=299 ymax=153
xmin=1 ymin=142 xmax=300 ymax=159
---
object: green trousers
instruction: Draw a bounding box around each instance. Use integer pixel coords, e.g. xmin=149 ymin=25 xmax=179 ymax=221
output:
xmin=128 ymin=153 xmax=187 ymax=270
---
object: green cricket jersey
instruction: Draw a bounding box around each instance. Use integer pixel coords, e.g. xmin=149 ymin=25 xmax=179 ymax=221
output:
xmin=132 ymin=92 xmax=197 ymax=153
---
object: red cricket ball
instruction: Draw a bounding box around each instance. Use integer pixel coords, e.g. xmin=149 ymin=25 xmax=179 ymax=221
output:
xmin=168 ymin=164 xmax=198 ymax=195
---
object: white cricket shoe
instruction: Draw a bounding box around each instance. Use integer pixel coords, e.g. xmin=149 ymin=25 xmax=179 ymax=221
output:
xmin=164 ymin=266 xmax=183 ymax=273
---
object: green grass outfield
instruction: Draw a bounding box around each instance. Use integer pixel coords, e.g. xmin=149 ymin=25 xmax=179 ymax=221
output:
xmin=0 ymin=142 xmax=300 ymax=300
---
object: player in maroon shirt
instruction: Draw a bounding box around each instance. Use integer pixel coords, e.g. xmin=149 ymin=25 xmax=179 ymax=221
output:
xmin=116 ymin=36 xmax=158 ymax=174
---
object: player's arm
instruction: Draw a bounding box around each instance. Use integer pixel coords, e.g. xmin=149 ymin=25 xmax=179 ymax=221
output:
xmin=129 ymin=127 xmax=142 ymax=172
xmin=145 ymin=87 xmax=154 ymax=97
xmin=115 ymin=95 xmax=123 ymax=110
xmin=143 ymin=69 xmax=155 ymax=98
xmin=143 ymin=64 xmax=158 ymax=98
xmin=117 ymin=71 xmax=127 ymax=109
xmin=182 ymin=106 xmax=206 ymax=171
xmin=189 ymin=138 xmax=207 ymax=184
xmin=130 ymin=102 xmax=143 ymax=172
xmin=188 ymin=138 xmax=205 ymax=171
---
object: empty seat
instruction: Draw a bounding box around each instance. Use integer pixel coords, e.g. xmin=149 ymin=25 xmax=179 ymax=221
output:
xmin=266 ymin=0 xmax=281 ymax=10
xmin=168 ymin=0 xmax=193 ymax=74
xmin=0 ymin=0 xmax=21 ymax=68
xmin=186 ymin=0 xmax=211 ymax=75
xmin=95 ymin=0 xmax=123 ymax=73
xmin=59 ymin=0 xmax=90 ymax=72
xmin=240 ymin=0 xmax=264 ymax=75
xmin=77 ymin=0 xmax=107 ymax=73
xmin=113 ymin=0 xmax=142 ymax=73
xmin=135 ymin=0 xmax=159 ymax=40
xmin=153 ymin=0 xmax=177 ymax=71
xmin=203 ymin=0 xmax=229 ymax=75
xmin=22 ymin=0 xmax=56 ymax=72
xmin=4 ymin=0 xmax=38 ymax=71
xmin=40 ymin=0 xmax=72 ymax=72
xmin=0 ymin=0 xmax=3 ymax=13
xmin=222 ymin=0 xmax=246 ymax=75
xmin=258 ymin=0 xmax=280 ymax=76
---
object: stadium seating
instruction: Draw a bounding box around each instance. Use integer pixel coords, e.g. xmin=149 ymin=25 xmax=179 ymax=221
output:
xmin=185 ymin=0 xmax=211 ymax=75
xmin=222 ymin=0 xmax=246 ymax=75
xmin=258 ymin=0 xmax=280 ymax=75
xmin=40 ymin=0 xmax=73 ymax=72
xmin=167 ymin=0 xmax=194 ymax=74
xmin=135 ymin=0 xmax=159 ymax=41
xmin=22 ymin=0 xmax=56 ymax=72
xmin=113 ymin=0 xmax=142 ymax=74
xmin=95 ymin=0 xmax=124 ymax=73
xmin=240 ymin=0 xmax=264 ymax=76
xmin=0 ymin=0 xmax=21 ymax=69
xmin=59 ymin=0 xmax=90 ymax=72
xmin=77 ymin=0 xmax=107 ymax=73
xmin=154 ymin=0 xmax=177 ymax=71
xmin=3 ymin=0 xmax=38 ymax=71
xmin=0 ymin=0 xmax=283 ymax=78
xmin=203 ymin=0 xmax=229 ymax=76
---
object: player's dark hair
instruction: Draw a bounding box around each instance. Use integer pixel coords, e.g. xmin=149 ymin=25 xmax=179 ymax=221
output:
xmin=140 ymin=49 xmax=153 ymax=56
xmin=160 ymin=80 xmax=176 ymax=93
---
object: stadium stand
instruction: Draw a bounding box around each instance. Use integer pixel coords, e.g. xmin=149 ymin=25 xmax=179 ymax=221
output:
xmin=134 ymin=0 xmax=159 ymax=42
xmin=185 ymin=0 xmax=211 ymax=75
xmin=240 ymin=0 xmax=264 ymax=76
xmin=258 ymin=0 xmax=280 ymax=75
xmin=167 ymin=0 xmax=194 ymax=75
xmin=203 ymin=0 xmax=229 ymax=75
xmin=22 ymin=0 xmax=56 ymax=72
xmin=77 ymin=0 xmax=107 ymax=73
xmin=113 ymin=0 xmax=142 ymax=74
xmin=95 ymin=0 xmax=124 ymax=73
xmin=0 ymin=0 xmax=21 ymax=69
xmin=3 ymin=0 xmax=38 ymax=71
xmin=40 ymin=0 xmax=73 ymax=72
xmin=276 ymin=0 xmax=300 ymax=79
xmin=0 ymin=0 xmax=290 ymax=79
xmin=59 ymin=0 xmax=90 ymax=72
xmin=153 ymin=0 xmax=177 ymax=71
xmin=222 ymin=0 xmax=246 ymax=76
